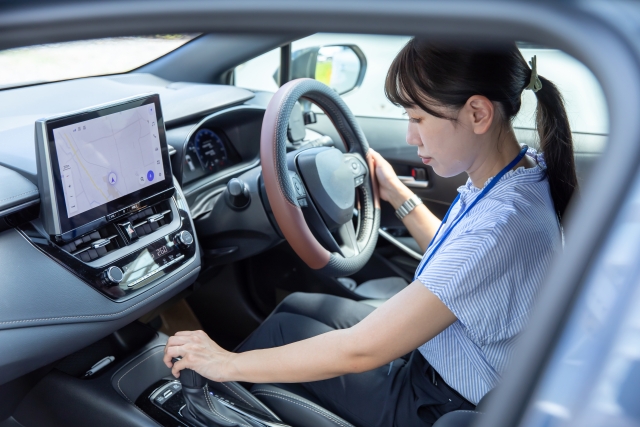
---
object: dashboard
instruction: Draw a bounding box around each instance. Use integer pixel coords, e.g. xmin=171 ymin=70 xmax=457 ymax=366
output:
xmin=0 ymin=73 xmax=263 ymax=387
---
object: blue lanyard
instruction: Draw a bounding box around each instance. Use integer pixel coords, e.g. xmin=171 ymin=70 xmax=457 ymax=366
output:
xmin=414 ymin=145 xmax=529 ymax=280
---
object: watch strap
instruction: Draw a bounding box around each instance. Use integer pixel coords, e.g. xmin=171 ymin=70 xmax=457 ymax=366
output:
xmin=395 ymin=194 xmax=424 ymax=220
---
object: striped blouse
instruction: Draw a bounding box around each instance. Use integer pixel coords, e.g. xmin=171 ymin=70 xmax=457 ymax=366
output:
xmin=416 ymin=148 xmax=561 ymax=405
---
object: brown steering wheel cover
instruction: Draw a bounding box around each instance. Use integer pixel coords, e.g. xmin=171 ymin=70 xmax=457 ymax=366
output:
xmin=260 ymin=79 xmax=330 ymax=269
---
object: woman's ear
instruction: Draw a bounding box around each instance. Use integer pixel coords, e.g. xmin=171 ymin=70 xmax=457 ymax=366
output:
xmin=465 ymin=95 xmax=494 ymax=135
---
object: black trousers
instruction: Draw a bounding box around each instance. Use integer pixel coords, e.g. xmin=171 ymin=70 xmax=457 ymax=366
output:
xmin=237 ymin=293 xmax=475 ymax=427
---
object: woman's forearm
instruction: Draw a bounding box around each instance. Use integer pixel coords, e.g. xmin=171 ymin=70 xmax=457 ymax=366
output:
xmin=165 ymin=283 xmax=457 ymax=384
xmin=224 ymin=328 xmax=374 ymax=384
xmin=387 ymin=184 xmax=441 ymax=252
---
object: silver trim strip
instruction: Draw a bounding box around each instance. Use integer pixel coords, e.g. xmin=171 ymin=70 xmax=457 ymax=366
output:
xmin=36 ymin=119 xmax=62 ymax=235
xmin=127 ymin=254 xmax=185 ymax=288
xmin=183 ymin=159 xmax=261 ymax=198
xmin=378 ymin=228 xmax=423 ymax=261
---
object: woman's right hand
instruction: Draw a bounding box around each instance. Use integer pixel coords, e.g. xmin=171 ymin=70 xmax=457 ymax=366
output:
xmin=368 ymin=149 xmax=415 ymax=209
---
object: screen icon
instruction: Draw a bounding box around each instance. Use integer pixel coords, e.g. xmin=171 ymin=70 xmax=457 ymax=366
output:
xmin=147 ymin=170 xmax=154 ymax=182
xmin=108 ymin=172 xmax=117 ymax=185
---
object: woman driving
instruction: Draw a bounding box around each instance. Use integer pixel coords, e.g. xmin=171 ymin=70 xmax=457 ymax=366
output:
xmin=164 ymin=38 xmax=577 ymax=426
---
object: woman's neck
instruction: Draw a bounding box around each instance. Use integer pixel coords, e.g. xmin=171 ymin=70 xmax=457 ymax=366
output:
xmin=466 ymin=131 xmax=531 ymax=189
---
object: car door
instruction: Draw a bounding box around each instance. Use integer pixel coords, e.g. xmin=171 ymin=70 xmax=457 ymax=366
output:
xmin=235 ymin=33 xmax=608 ymax=283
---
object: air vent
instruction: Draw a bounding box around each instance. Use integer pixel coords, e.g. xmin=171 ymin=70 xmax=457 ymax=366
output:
xmin=57 ymin=200 xmax=174 ymax=262
xmin=60 ymin=223 xmax=124 ymax=262
xmin=126 ymin=200 xmax=173 ymax=238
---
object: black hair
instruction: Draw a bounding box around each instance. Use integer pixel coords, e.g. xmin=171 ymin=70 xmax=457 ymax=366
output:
xmin=385 ymin=38 xmax=577 ymax=222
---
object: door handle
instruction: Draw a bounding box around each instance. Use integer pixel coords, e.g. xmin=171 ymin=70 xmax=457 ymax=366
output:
xmin=398 ymin=176 xmax=429 ymax=188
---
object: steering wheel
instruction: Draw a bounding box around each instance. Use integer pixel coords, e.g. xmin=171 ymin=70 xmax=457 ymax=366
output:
xmin=260 ymin=78 xmax=380 ymax=277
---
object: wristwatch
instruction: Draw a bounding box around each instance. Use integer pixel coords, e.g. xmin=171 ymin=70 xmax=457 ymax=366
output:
xmin=395 ymin=194 xmax=424 ymax=220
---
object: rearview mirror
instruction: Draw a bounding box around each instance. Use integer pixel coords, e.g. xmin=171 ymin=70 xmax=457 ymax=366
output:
xmin=274 ymin=45 xmax=367 ymax=95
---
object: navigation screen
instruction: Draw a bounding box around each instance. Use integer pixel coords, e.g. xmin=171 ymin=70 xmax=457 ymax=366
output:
xmin=53 ymin=103 xmax=165 ymax=218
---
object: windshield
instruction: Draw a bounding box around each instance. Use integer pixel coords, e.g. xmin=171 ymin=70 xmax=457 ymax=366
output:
xmin=0 ymin=35 xmax=198 ymax=90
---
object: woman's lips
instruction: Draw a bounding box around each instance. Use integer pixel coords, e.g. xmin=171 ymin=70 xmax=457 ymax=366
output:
xmin=420 ymin=156 xmax=432 ymax=165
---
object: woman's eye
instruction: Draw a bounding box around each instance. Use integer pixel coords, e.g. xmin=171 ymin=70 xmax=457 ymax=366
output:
xmin=409 ymin=117 xmax=422 ymax=124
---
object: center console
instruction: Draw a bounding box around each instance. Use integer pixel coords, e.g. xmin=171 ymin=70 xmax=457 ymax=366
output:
xmin=23 ymin=94 xmax=197 ymax=300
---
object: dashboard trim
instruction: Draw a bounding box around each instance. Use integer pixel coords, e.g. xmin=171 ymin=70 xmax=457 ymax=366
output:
xmin=183 ymin=158 xmax=261 ymax=198
xmin=0 ymin=198 xmax=39 ymax=217
xmin=35 ymin=119 xmax=63 ymax=236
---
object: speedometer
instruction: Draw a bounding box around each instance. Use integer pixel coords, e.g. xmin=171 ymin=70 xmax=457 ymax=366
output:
xmin=192 ymin=129 xmax=229 ymax=172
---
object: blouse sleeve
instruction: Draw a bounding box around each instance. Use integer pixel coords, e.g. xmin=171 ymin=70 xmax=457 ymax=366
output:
xmin=416 ymin=220 xmax=534 ymax=346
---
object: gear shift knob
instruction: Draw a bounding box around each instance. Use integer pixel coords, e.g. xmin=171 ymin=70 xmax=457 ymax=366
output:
xmin=172 ymin=357 xmax=206 ymax=389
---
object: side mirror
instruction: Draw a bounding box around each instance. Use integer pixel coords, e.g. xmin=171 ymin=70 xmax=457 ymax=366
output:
xmin=274 ymin=45 xmax=367 ymax=95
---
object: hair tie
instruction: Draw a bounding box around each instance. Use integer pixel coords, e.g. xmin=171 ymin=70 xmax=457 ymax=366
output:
xmin=525 ymin=55 xmax=543 ymax=92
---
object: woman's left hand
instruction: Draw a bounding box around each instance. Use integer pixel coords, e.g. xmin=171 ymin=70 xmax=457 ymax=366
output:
xmin=163 ymin=330 xmax=234 ymax=381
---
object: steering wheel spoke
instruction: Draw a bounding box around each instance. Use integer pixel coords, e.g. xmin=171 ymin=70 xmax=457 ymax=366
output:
xmin=336 ymin=219 xmax=361 ymax=257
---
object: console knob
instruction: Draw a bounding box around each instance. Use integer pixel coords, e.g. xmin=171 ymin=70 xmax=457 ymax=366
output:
xmin=175 ymin=230 xmax=194 ymax=248
xmin=226 ymin=178 xmax=250 ymax=209
xmin=104 ymin=266 xmax=123 ymax=285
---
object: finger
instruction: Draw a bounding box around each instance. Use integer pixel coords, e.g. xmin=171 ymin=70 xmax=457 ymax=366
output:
xmin=163 ymin=350 xmax=173 ymax=368
xmin=367 ymin=154 xmax=381 ymax=209
xmin=167 ymin=335 xmax=191 ymax=347
xmin=171 ymin=357 xmax=191 ymax=378
xmin=175 ymin=330 xmax=197 ymax=336
xmin=163 ymin=345 xmax=186 ymax=368
xmin=162 ymin=346 xmax=181 ymax=368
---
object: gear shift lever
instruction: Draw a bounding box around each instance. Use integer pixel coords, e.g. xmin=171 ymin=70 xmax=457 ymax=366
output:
xmin=172 ymin=357 xmax=205 ymax=389
xmin=176 ymin=364 xmax=206 ymax=389
xmin=170 ymin=357 xmax=276 ymax=427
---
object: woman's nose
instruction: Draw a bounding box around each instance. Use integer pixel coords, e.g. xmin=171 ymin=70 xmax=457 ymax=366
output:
xmin=406 ymin=123 xmax=422 ymax=147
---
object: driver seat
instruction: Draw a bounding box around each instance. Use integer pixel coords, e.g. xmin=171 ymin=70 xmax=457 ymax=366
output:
xmin=249 ymin=382 xmax=489 ymax=427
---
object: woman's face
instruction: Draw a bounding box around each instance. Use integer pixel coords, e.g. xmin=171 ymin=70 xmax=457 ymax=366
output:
xmin=405 ymin=105 xmax=480 ymax=178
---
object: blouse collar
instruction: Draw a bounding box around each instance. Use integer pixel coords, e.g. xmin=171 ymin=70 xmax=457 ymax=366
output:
xmin=457 ymin=147 xmax=546 ymax=200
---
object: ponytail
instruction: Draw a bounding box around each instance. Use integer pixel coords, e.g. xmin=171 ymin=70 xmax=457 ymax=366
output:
xmin=534 ymin=76 xmax=577 ymax=222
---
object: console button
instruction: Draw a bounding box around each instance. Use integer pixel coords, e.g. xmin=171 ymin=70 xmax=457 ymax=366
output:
xmin=118 ymin=221 xmax=138 ymax=242
xmin=174 ymin=230 xmax=193 ymax=249
xmin=104 ymin=266 xmax=123 ymax=285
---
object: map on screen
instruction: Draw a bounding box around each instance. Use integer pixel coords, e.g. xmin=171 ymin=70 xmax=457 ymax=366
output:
xmin=53 ymin=103 xmax=165 ymax=218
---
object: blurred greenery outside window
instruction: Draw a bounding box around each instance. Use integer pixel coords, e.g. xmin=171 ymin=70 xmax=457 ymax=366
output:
xmin=0 ymin=34 xmax=198 ymax=90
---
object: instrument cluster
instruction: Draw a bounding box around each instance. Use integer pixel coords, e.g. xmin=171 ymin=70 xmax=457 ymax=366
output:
xmin=183 ymin=128 xmax=239 ymax=183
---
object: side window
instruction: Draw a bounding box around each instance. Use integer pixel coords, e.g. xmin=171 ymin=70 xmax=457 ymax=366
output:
xmin=235 ymin=34 xmax=608 ymax=138
xmin=235 ymin=33 xmax=410 ymax=119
